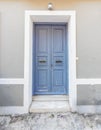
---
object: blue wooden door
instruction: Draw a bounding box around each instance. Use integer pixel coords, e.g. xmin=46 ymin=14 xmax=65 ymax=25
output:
xmin=34 ymin=24 xmax=67 ymax=95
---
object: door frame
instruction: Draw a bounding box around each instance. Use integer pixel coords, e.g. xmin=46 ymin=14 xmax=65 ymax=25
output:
xmin=24 ymin=11 xmax=77 ymax=112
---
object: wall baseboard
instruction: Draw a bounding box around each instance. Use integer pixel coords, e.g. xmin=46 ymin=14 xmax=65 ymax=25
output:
xmin=77 ymin=78 xmax=101 ymax=85
xmin=0 ymin=106 xmax=28 ymax=115
xmin=0 ymin=78 xmax=24 ymax=84
xmin=77 ymin=105 xmax=101 ymax=114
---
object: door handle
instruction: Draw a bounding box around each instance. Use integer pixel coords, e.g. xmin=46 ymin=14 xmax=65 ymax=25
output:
xmin=56 ymin=60 xmax=62 ymax=63
xmin=39 ymin=60 xmax=46 ymax=63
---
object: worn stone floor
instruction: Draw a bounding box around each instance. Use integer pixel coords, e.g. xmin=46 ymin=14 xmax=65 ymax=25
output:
xmin=0 ymin=112 xmax=101 ymax=130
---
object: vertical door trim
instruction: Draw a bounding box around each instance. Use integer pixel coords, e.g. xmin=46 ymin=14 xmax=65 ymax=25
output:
xmin=24 ymin=11 xmax=76 ymax=112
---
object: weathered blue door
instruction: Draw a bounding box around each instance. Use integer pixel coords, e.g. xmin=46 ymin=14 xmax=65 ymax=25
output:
xmin=33 ymin=24 xmax=67 ymax=95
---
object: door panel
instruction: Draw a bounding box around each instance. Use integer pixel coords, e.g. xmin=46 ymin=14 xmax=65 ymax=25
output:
xmin=53 ymin=29 xmax=63 ymax=52
xmin=52 ymin=26 xmax=66 ymax=94
xmin=53 ymin=70 xmax=64 ymax=86
xmin=34 ymin=24 xmax=67 ymax=95
xmin=38 ymin=29 xmax=48 ymax=52
xmin=37 ymin=69 xmax=48 ymax=90
xmin=35 ymin=26 xmax=51 ymax=93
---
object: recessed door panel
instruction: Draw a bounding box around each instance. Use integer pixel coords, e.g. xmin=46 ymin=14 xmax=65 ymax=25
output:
xmin=38 ymin=29 xmax=48 ymax=53
xmin=53 ymin=70 xmax=64 ymax=86
xmin=33 ymin=24 xmax=67 ymax=95
xmin=37 ymin=69 xmax=48 ymax=91
xmin=53 ymin=29 xmax=64 ymax=53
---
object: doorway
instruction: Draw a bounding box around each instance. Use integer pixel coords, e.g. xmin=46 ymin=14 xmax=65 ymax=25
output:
xmin=33 ymin=24 xmax=68 ymax=95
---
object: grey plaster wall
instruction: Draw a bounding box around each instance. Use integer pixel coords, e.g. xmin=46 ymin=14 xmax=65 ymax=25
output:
xmin=76 ymin=3 xmax=101 ymax=78
xmin=0 ymin=85 xmax=23 ymax=106
xmin=0 ymin=2 xmax=24 ymax=78
xmin=77 ymin=85 xmax=101 ymax=105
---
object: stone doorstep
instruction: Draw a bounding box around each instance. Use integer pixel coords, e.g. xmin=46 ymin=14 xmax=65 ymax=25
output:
xmin=32 ymin=95 xmax=69 ymax=101
xmin=30 ymin=96 xmax=70 ymax=113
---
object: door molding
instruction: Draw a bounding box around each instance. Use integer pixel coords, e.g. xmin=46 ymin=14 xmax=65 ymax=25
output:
xmin=24 ymin=11 xmax=77 ymax=112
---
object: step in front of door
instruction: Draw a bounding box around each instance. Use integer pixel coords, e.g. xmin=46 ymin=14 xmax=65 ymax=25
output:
xmin=32 ymin=95 xmax=69 ymax=101
xmin=30 ymin=100 xmax=70 ymax=113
